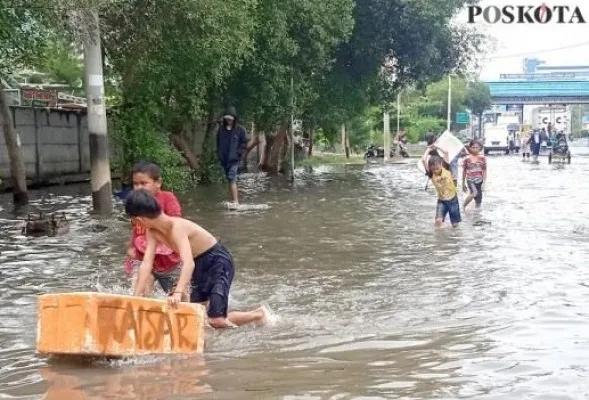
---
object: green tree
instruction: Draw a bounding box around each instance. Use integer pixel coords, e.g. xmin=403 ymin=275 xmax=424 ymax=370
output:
xmin=300 ymin=0 xmax=486 ymax=161
xmin=35 ymin=37 xmax=84 ymax=93
xmin=423 ymin=76 xmax=469 ymax=126
xmin=405 ymin=115 xmax=445 ymax=143
xmin=222 ymin=0 xmax=355 ymax=172
xmin=0 ymin=1 xmax=57 ymax=205
xmin=99 ymin=0 xmax=258 ymax=187
xmin=466 ymin=81 xmax=492 ymax=138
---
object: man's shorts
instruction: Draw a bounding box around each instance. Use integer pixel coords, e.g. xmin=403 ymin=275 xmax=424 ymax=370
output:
xmin=467 ymin=180 xmax=483 ymax=205
xmin=436 ymin=196 xmax=461 ymax=224
xmin=222 ymin=163 xmax=239 ymax=183
xmin=190 ymin=242 xmax=235 ymax=318
xmin=125 ymin=260 xmax=182 ymax=294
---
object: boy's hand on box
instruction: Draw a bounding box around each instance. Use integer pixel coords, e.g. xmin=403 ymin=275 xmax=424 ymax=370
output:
xmin=168 ymin=292 xmax=183 ymax=307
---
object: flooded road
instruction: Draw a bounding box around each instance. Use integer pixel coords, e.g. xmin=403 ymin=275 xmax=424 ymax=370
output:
xmin=1 ymin=150 xmax=589 ymax=399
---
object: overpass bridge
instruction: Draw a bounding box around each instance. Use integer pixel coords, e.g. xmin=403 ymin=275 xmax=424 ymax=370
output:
xmin=485 ymin=79 xmax=589 ymax=105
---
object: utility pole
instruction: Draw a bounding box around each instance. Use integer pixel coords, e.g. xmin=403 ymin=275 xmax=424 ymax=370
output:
xmin=383 ymin=111 xmax=390 ymax=161
xmin=446 ymin=75 xmax=452 ymax=132
xmin=82 ymin=9 xmax=112 ymax=214
xmin=289 ymin=68 xmax=295 ymax=182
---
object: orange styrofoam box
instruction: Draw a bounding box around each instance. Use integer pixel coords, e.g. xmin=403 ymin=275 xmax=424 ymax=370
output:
xmin=36 ymin=292 xmax=205 ymax=357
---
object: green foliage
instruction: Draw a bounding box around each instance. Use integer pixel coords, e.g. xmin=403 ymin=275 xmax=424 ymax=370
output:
xmin=37 ymin=38 xmax=84 ymax=92
xmin=347 ymin=112 xmax=374 ymax=151
xmin=405 ymin=115 xmax=445 ymax=143
xmin=0 ymin=1 xmax=57 ymax=76
xmin=311 ymin=128 xmax=336 ymax=151
xmin=311 ymin=0 xmax=486 ymax=132
xmin=7 ymin=0 xmax=486 ymax=178
xmin=344 ymin=76 xmax=485 ymax=147
xmin=110 ymin=103 xmax=192 ymax=191
xmin=100 ymin=0 xmax=257 ymax=182
xmin=466 ymin=80 xmax=492 ymax=117
xmin=223 ymin=0 xmax=355 ymax=131
xmin=423 ymin=76 xmax=469 ymax=123
xmin=195 ymin=131 xmax=224 ymax=184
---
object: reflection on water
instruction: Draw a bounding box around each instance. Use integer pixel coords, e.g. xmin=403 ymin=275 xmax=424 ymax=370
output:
xmin=1 ymin=151 xmax=589 ymax=399
xmin=39 ymin=357 xmax=212 ymax=400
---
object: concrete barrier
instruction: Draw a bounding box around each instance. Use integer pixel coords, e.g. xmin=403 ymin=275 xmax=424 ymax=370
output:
xmin=37 ymin=292 xmax=205 ymax=357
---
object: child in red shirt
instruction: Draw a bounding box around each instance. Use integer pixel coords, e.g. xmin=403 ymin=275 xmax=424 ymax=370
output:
xmin=124 ymin=161 xmax=183 ymax=295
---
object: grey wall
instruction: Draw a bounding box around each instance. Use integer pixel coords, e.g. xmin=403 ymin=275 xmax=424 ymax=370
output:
xmin=0 ymin=107 xmax=90 ymax=180
xmin=0 ymin=106 xmax=213 ymax=183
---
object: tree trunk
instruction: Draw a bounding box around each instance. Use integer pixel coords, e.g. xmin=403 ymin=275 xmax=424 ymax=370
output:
xmin=243 ymin=122 xmax=256 ymax=171
xmin=341 ymin=123 xmax=350 ymax=159
xmin=196 ymin=110 xmax=218 ymax=171
xmin=478 ymin=113 xmax=483 ymax=139
xmin=244 ymin=136 xmax=260 ymax=159
xmin=260 ymin=128 xmax=287 ymax=173
xmin=0 ymin=89 xmax=28 ymax=205
xmin=341 ymin=123 xmax=346 ymax=154
xmin=308 ymin=127 xmax=314 ymax=156
xmin=345 ymin=127 xmax=350 ymax=158
xmin=258 ymin=131 xmax=266 ymax=168
xmin=170 ymin=133 xmax=200 ymax=170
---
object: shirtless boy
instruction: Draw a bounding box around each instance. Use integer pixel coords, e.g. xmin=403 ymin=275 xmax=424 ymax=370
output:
xmin=125 ymin=189 xmax=267 ymax=328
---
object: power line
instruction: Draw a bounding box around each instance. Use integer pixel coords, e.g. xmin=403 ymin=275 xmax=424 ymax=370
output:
xmin=487 ymin=40 xmax=589 ymax=60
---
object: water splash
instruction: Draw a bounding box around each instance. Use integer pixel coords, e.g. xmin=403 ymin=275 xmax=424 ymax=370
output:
xmin=221 ymin=201 xmax=271 ymax=211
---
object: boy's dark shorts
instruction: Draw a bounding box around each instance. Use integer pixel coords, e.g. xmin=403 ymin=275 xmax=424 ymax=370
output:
xmin=190 ymin=242 xmax=235 ymax=318
xmin=467 ymin=180 xmax=483 ymax=205
xmin=436 ymin=196 xmax=461 ymax=224
xmin=222 ymin=163 xmax=239 ymax=183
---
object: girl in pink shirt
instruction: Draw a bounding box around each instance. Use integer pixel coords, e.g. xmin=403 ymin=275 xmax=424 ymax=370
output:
xmin=462 ymin=139 xmax=487 ymax=209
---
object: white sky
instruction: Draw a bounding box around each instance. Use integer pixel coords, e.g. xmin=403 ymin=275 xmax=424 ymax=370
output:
xmin=456 ymin=0 xmax=589 ymax=80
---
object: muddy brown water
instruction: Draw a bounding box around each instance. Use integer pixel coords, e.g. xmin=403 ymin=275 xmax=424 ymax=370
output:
xmin=1 ymin=151 xmax=589 ymax=399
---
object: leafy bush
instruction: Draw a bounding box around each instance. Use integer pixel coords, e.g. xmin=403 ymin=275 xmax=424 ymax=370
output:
xmin=110 ymin=104 xmax=192 ymax=192
xmin=405 ymin=115 xmax=445 ymax=143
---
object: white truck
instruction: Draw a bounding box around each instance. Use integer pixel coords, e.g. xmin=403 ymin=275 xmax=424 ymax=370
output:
xmin=531 ymin=106 xmax=571 ymax=132
xmin=483 ymin=125 xmax=509 ymax=155
xmin=481 ymin=113 xmax=519 ymax=155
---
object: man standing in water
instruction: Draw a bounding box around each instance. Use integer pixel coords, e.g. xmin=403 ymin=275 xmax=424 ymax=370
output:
xmin=217 ymin=106 xmax=247 ymax=207
xmin=527 ymin=128 xmax=548 ymax=162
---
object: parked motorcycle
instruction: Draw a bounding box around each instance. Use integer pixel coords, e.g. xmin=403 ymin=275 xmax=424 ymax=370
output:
xmin=364 ymin=145 xmax=395 ymax=159
xmin=396 ymin=142 xmax=410 ymax=158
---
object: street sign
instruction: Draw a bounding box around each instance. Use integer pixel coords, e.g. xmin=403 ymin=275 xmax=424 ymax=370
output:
xmin=456 ymin=112 xmax=470 ymax=124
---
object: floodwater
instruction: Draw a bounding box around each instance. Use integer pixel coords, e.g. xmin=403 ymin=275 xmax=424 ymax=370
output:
xmin=1 ymin=148 xmax=589 ymax=399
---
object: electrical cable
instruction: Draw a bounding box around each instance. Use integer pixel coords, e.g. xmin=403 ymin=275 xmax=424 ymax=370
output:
xmin=487 ymin=40 xmax=589 ymax=60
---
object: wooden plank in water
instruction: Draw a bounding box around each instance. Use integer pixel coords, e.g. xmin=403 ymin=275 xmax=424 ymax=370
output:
xmin=36 ymin=292 xmax=205 ymax=357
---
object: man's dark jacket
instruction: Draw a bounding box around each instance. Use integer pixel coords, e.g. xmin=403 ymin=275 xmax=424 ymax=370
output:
xmin=216 ymin=106 xmax=247 ymax=167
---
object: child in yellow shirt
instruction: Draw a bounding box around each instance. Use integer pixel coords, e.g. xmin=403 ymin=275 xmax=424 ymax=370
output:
xmin=423 ymin=148 xmax=461 ymax=228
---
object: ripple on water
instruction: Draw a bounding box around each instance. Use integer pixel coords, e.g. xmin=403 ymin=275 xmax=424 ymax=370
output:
xmin=1 ymin=156 xmax=589 ymax=398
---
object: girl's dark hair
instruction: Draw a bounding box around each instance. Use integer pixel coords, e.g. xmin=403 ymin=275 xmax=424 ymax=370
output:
xmin=132 ymin=160 xmax=162 ymax=180
xmin=468 ymin=139 xmax=482 ymax=148
xmin=125 ymin=189 xmax=162 ymax=218
xmin=428 ymin=155 xmax=443 ymax=169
